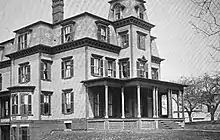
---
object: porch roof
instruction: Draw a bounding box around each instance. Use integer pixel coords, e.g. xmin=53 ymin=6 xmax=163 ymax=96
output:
xmin=0 ymin=90 xmax=10 ymax=97
xmin=81 ymin=77 xmax=187 ymax=91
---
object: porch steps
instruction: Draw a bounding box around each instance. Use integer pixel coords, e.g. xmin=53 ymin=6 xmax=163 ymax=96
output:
xmin=159 ymin=121 xmax=182 ymax=129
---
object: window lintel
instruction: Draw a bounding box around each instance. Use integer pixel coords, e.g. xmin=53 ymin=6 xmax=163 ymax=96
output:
xmin=119 ymin=58 xmax=129 ymax=62
xmin=19 ymin=62 xmax=29 ymax=66
xmin=60 ymin=20 xmax=75 ymax=26
xmin=62 ymin=88 xmax=73 ymax=93
xmin=95 ymin=20 xmax=110 ymax=26
xmin=42 ymin=91 xmax=53 ymax=95
xmin=137 ymin=31 xmax=147 ymax=36
xmin=105 ymin=57 xmax=116 ymax=61
xmin=91 ymin=54 xmax=103 ymax=58
xmin=119 ymin=30 xmax=129 ymax=35
xmin=61 ymin=56 xmax=73 ymax=61
xmin=41 ymin=59 xmax=53 ymax=64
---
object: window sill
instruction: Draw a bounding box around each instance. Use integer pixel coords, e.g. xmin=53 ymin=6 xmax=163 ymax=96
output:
xmin=41 ymin=79 xmax=51 ymax=82
xmin=92 ymin=74 xmax=103 ymax=77
xmin=62 ymin=112 xmax=73 ymax=115
xmin=19 ymin=81 xmax=30 ymax=84
xmin=62 ymin=77 xmax=73 ymax=80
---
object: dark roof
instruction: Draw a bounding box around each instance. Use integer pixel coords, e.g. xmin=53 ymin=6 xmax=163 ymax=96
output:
xmin=0 ymin=38 xmax=14 ymax=45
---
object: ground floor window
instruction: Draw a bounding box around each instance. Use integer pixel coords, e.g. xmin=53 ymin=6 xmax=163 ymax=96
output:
xmin=19 ymin=127 xmax=30 ymax=140
xmin=11 ymin=127 xmax=17 ymax=140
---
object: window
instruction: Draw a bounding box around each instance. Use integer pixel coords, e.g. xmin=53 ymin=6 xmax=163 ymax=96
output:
xmin=11 ymin=127 xmax=17 ymax=140
xmin=115 ymin=5 xmax=121 ymax=20
xmin=105 ymin=59 xmax=116 ymax=77
xmin=91 ymin=56 xmax=103 ymax=77
xmin=40 ymin=93 xmax=51 ymax=115
xmin=135 ymin=5 xmax=145 ymax=20
xmin=18 ymin=64 xmax=30 ymax=83
xmin=18 ymin=32 xmax=29 ymax=50
xmin=20 ymin=94 xmax=32 ymax=115
xmin=65 ymin=123 xmax=72 ymax=129
xmin=119 ymin=60 xmax=130 ymax=79
xmin=12 ymin=94 xmax=18 ymax=115
xmin=0 ymin=74 xmax=2 ymax=90
xmin=119 ymin=31 xmax=129 ymax=48
xmin=40 ymin=60 xmax=52 ymax=81
xmin=61 ymin=25 xmax=72 ymax=43
xmin=108 ymin=92 xmax=113 ymax=117
xmin=62 ymin=91 xmax=74 ymax=114
xmin=152 ymin=68 xmax=159 ymax=80
xmin=1 ymin=99 xmax=10 ymax=118
xmin=61 ymin=58 xmax=74 ymax=79
xmin=137 ymin=32 xmax=146 ymax=50
xmin=97 ymin=24 xmax=110 ymax=42
xmin=19 ymin=127 xmax=30 ymax=140
xmin=137 ymin=61 xmax=147 ymax=78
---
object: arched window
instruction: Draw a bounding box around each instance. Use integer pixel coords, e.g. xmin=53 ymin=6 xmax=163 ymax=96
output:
xmin=135 ymin=5 xmax=145 ymax=20
xmin=114 ymin=4 xmax=121 ymax=20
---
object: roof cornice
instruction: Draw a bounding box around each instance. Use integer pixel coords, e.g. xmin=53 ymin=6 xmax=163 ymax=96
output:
xmin=113 ymin=16 xmax=155 ymax=30
xmin=6 ymin=38 xmax=121 ymax=60
xmin=0 ymin=60 xmax=11 ymax=69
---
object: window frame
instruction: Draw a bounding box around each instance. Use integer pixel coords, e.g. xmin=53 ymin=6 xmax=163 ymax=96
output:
xmin=105 ymin=58 xmax=116 ymax=78
xmin=18 ymin=32 xmax=28 ymax=51
xmin=61 ymin=58 xmax=74 ymax=79
xmin=151 ymin=68 xmax=159 ymax=80
xmin=62 ymin=90 xmax=74 ymax=115
xmin=40 ymin=92 xmax=52 ymax=116
xmin=119 ymin=59 xmax=130 ymax=79
xmin=1 ymin=98 xmax=10 ymax=118
xmin=137 ymin=31 xmax=147 ymax=50
xmin=61 ymin=25 xmax=72 ymax=43
xmin=12 ymin=94 xmax=19 ymax=115
xmin=18 ymin=63 xmax=31 ymax=84
xmin=40 ymin=60 xmax=52 ymax=81
xmin=20 ymin=93 xmax=32 ymax=116
xmin=91 ymin=55 xmax=103 ymax=77
xmin=137 ymin=61 xmax=147 ymax=78
xmin=0 ymin=73 xmax=2 ymax=91
xmin=96 ymin=22 xmax=110 ymax=43
xmin=119 ymin=31 xmax=129 ymax=48
xmin=19 ymin=127 xmax=30 ymax=140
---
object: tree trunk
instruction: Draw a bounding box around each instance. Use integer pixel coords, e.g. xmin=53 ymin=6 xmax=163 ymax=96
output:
xmin=188 ymin=112 xmax=193 ymax=123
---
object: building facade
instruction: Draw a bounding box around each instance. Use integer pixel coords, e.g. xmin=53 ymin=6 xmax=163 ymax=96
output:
xmin=0 ymin=0 xmax=186 ymax=139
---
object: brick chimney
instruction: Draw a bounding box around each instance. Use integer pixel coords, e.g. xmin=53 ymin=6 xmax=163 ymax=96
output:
xmin=52 ymin=0 xmax=64 ymax=24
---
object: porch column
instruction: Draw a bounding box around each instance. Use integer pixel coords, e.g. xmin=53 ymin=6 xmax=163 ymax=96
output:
xmin=121 ymin=87 xmax=125 ymax=118
xmin=180 ymin=90 xmax=185 ymax=118
xmin=177 ymin=92 xmax=180 ymax=118
xmin=105 ymin=85 xmax=108 ymax=118
xmin=155 ymin=87 xmax=159 ymax=118
xmin=168 ymin=89 xmax=173 ymax=118
xmin=153 ymin=87 xmax=156 ymax=118
xmin=137 ymin=85 xmax=141 ymax=118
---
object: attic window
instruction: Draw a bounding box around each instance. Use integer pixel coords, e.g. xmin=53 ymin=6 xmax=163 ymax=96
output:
xmin=18 ymin=32 xmax=31 ymax=51
xmin=96 ymin=21 xmax=110 ymax=43
xmin=135 ymin=5 xmax=145 ymax=20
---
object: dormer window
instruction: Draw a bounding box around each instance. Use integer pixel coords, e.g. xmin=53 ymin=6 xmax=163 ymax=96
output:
xmin=135 ymin=5 xmax=145 ymax=20
xmin=96 ymin=21 xmax=110 ymax=43
xmin=18 ymin=32 xmax=29 ymax=50
xmin=115 ymin=5 xmax=121 ymax=20
xmin=62 ymin=25 xmax=72 ymax=43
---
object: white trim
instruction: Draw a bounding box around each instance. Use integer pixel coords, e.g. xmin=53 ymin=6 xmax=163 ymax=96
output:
xmin=11 ymin=124 xmax=17 ymax=127
xmin=20 ymin=124 xmax=29 ymax=127
xmin=64 ymin=120 xmax=72 ymax=124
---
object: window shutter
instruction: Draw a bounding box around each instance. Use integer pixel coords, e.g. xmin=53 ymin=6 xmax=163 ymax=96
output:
xmin=19 ymin=127 xmax=22 ymax=140
xmin=20 ymin=95 xmax=24 ymax=115
xmin=62 ymin=93 xmax=65 ymax=114
xmin=100 ymin=59 xmax=103 ymax=76
xmin=127 ymin=61 xmax=130 ymax=78
xmin=113 ymin=61 xmax=116 ymax=77
xmin=107 ymin=27 xmax=110 ymax=43
xmin=47 ymin=63 xmax=51 ymax=80
xmin=105 ymin=60 xmax=108 ymax=77
xmin=27 ymin=65 xmax=31 ymax=82
xmin=28 ymin=95 xmax=32 ymax=115
xmin=137 ymin=34 xmax=140 ymax=49
xmin=27 ymin=127 xmax=30 ymax=140
xmin=70 ymin=59 xmax=74 ymax=77
xmin=97 ymin=25 xmax=101 ymax=40
xmin=137 ymin=61 xmax=140 ymax=77
xmin=91 ymin=57 xmax=94 ymax=75
xmin=16 ymin=95 xmax=18 ymax=114
xmin=61 ymin=61 xmax=65 ymax=79
xmin=40 ymin=94 xmax=44 ymax=115
xmin=49 ymin=95 xmax=51 ymax=115
xmin=18 ymin=67 xmax=21 ymax=83
xmin=61 ymin=27 xmax=64 ymax=43
xmin=71 ymin=92 xmax=74 ymax=113
xmin=40 ymin=62 xmax=44 ymax=80
xmin=119 ymin=63 xmax=122 ymax=78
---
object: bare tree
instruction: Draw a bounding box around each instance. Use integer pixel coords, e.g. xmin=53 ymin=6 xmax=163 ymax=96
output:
xmin=177 ymin=76 xmax=202 ymax=123
xmin=198 ymin=73 xmax=220 ymax=121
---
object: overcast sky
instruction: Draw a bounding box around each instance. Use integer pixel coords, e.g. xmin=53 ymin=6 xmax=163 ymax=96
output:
xmin=0 ymin=0 xmax=219 ymax=81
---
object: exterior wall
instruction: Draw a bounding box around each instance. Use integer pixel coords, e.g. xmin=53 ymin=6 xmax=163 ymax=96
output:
xmin=11 ymin=53 xmax=40 ymax=121
xmin=0 ymin=40 xmax=14 ymax=61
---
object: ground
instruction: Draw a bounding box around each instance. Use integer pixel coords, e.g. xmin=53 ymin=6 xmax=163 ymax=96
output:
xmin=41 ymin=129 xmax=220 ymax=140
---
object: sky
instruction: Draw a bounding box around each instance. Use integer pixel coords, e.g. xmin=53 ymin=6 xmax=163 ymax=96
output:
xmin=0 ymin=0 xmax=219 ymax=81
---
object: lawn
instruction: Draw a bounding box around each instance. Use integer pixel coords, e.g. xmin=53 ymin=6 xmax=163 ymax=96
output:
xmin=185 ymin=121 xmax=220 ymax=130
xmin=41 ymin=129 xmax=220 ymax=140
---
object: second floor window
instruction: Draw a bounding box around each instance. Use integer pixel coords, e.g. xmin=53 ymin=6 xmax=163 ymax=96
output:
xmin=20 ymin=94 xmax=32 ymax=115
xmin=120 ymin=31 xmax=129 ymax=48
xmin=152 ymin=68 xmax=159 ymax=80
xmin=62 ymin=25 xmax=72 ymax=43
xmin=61 ymin=59 xmax=74 ymax=79
xmin=12 ymin=94 xmax=18 ymax=115
xmin=0 ymin=74 xmax=2 ymax=91
xmin=41 ymin=61 xmax=52 ymax=81
xmin=18 ymin=32 xmax=28 ymax=50
xmin=18 ymin=64 xmax=30 ymax=84
xmin=91 ymin=56 xmax=103 ymax=77
xmin=119 ymin=60 xmax=130 ymax=79
xmin=137 ymin=32 xmax=146 ymax=50
xmin=105 ymin=59 xmax=116 ymax=77
xmin=62 ymin=91 xmax=74 ymax=114
xmin=40 ymin=93 xmax=51 ymax=115
xmin=137 ymin=61 xmax=146 ymax=78
xmin=1 ymin=99 xmax=10 ymax=118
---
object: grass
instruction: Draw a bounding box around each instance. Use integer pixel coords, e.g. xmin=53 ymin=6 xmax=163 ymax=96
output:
xmin=41 ymin=129 xmax=220 ymax=140
xmin=185 ymin=120 xmax=220 ymax=130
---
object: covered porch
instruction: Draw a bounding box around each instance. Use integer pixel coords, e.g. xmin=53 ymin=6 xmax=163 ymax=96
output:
xmin=82 ymin=77 xmax=186 ymax=130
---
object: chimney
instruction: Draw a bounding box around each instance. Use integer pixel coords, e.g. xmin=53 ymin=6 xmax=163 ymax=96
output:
xmin=52 ymin=0 xmax=64 ymax=24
